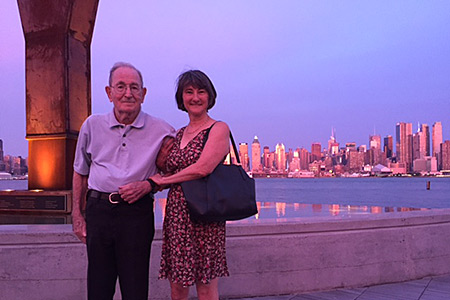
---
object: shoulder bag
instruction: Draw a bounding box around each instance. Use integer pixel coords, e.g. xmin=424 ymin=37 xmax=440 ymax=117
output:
xmin=180 ymin=125 xmax=257 ymax=222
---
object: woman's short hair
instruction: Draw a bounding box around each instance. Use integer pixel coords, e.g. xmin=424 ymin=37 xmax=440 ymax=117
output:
xmin=175 ymin=70 xmax=217 ymax=112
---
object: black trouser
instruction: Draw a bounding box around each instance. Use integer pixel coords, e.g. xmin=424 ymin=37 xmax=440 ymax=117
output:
xmin=85 ymin=191 xmax=155 ymax=300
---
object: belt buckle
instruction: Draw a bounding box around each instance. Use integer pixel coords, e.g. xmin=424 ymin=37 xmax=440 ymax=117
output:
xmin=109 ymin=192 xmax=120 ymax=204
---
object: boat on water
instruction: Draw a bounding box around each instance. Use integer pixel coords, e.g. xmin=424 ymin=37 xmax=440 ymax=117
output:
xmin=288 ymin=171 xmax=315 ymax=178
xmin=0 ymin=173 xmax=27 ymax=180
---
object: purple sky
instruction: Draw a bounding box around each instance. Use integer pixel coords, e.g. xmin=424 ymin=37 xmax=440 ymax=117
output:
xmin=1 ymin=1 xmax=449 ymax=157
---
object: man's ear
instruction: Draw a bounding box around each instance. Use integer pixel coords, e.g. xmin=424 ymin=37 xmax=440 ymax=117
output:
xmin=141 ymin=87 xmax=148 ymax=102
xmin=105 ymin=86 xmax=113 ymax=102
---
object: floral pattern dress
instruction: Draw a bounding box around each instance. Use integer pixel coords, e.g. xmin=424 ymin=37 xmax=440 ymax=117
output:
xmin=159 ymin=126 xmax=229 ymax=287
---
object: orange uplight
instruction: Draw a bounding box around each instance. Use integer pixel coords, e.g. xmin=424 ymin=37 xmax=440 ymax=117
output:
xmin=27 ymin=135 xmax=73 ymax=190
xmin=35 ymin=142 xmax=55 ymax=188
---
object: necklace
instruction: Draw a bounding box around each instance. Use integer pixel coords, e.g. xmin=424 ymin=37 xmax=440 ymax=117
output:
xmin=186 ymin=117 xmax=210 ymax=134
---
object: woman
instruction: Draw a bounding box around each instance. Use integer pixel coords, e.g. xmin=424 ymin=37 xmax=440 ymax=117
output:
xmin=150 ymin=70 xmax=230 ymax=300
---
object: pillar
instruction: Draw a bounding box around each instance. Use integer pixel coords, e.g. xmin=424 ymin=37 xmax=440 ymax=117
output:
xmin=17 ymin=0 xmax=99 ymax=190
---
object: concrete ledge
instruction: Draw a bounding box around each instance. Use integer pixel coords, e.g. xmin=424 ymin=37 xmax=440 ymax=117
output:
xmin=1 ymin=209 xmax=450 ymax=299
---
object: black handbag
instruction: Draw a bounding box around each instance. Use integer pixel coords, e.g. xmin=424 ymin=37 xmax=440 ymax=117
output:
xmin=180 ymin=127 xmax=257 ymax=222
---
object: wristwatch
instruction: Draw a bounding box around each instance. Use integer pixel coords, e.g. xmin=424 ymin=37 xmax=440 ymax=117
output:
xmin=146 ymin=178 xmax=157 ymax=193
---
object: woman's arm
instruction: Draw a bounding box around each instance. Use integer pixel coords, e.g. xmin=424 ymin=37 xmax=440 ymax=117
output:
xmin=155 ymin=135 xmax=175 ymax=173
xmin=151 ymin=122 xmax=230 ymax=185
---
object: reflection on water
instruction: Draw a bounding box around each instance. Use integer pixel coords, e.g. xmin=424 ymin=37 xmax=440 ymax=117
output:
xmin=0 ymin=196 xmax=428 ymax=226
xmin=152 ymin=197 xmax=427 ymax=227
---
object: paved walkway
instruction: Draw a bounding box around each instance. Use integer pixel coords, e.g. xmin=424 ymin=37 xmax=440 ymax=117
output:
xmin=229 ymin=274 xmax=450 ymax=300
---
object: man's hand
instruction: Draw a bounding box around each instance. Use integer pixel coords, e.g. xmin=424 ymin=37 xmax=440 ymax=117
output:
xmin=72 ymin=172 xmax=88 ymax=243
xmin=119 ymin=181 xmax=152 ymax=204
xmin=72 ymin=213 xmax=87 ymax=244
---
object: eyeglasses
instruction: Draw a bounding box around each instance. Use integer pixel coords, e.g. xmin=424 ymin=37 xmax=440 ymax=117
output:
xmin=111 ymin=83 xmax=142 ymax=95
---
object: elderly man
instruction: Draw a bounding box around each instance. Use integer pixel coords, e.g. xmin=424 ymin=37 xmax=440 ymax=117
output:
xmin=72 ymin=62 xmax=174 ymax=300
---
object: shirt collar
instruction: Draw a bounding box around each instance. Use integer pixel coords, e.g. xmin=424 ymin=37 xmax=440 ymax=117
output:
xmin=108 ymin=110 xmax=145 ymax=129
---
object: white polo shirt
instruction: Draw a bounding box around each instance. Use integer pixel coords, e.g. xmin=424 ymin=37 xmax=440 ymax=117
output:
xmin=73 ymin=110 xmax=175 ymax=193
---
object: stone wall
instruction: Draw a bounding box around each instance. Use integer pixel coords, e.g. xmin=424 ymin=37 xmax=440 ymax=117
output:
xmin=1 ymin=209 xmax=450 ymax=299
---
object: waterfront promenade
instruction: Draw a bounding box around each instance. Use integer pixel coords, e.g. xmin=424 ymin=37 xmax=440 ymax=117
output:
xmin=231 ymin=274 xmax=450 ymax=300
xmin=2 ymin=209 xmax=450 ymax=299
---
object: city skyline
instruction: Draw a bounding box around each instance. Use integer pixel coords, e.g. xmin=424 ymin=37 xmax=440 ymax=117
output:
xmin=1 ymin=1 xmax=450 ymax=156
xmin=0 ymin=119 xmax=447 ymax=158
xmin=1 ymin=119 xmax=449 ymax=176
xmin=234 ymin=120 xmax=448 ymax=175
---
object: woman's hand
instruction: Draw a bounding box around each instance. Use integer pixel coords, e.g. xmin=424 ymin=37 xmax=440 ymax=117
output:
xmin=150 ymin=173 xmax=164 ymax=186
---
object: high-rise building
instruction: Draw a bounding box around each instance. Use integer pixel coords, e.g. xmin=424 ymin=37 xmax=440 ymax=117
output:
xmin=327 ymin=128 xmax=339 ymax=155
xmin=275 ymin=143 xmax=286 ymax=172
xmin=287 ymin=148 xmax=294 ymax=165
xmin=0 ymin=139 xmax=3 ymax=160
xmin=412 ymin=133 xmax=420 ymax=160
xmin=311 ymin=142 xmax=321 ymax=162
xmin=289 ymin=150 xmax=300 ymax=172
xmin=432 ymin=122 xmax=443 ymax=167
xmin=263 ymin=146 xmax=270 ymax=169
xmin=345 ymin=142 xmax=357 ymax=151
xmin=299 ymin=148 xmax=310 ymax=170
xmin=369 ymin=135 xmax=381 ymax=165
xmin=441 ymin=141 xmax=450 ymax=170
xmin=384 ymin=135 xmax=393 ymax=158
xmin=413 ymin=123 xmax=430 ymax=160
xmin=239 ymin=143 xmax=249 ymax=172
xmin=268 ymin=152 xmax=275 ymax=171
xmin=423 ymin=124 xmax=430 ymax=156
xmin=0 ymin=139 xmax=5 ymax=172
xmin=396 ymin=122 xmax=413 ymax=172
xmin=251 ymin=136 xmax=262 ymax=172
xmin=346 ymin=150 xmax=364 ymax=172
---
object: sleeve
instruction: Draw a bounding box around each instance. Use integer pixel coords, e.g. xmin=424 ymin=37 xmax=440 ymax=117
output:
xmin=73 ymin=119 xmax=92 ymax=176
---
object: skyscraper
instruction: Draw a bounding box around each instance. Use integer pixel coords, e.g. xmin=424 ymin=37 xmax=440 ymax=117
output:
xmin=441 ymin=141 xmax=450 ymax=170
xmin=275 ymin=143 xmax=286 ymax=172
xmin=369 ymin=135 xmax=381 ymax=165
xmin=311 ymin=142 xmax=321 ymax=162
xmin=346 ymin=150 xmax=364 ymax=172
xmin=0 ymin=139 xmax=5 ymax=172
xmin=423 ymin=124 xmax=430 ymax=156
xmin=299 ymin=148 xmax=310 ymax=170
xmin=251 ymin=136 xmax=262 ymax=172
xmin=268 ymin=152 xmax=275 ymax=171
xmin=289 ymin=150 xmax=300 ymax=172
xmin=239 ymin=143 xmax=249 ymax=171
xmin=327 ymin=127 xmax=339 ymax=155
xmin=0 ymin=139 xmax=3 ymax=161
xmin=396 ymin=122 xmax=413 ymax=172
xmin=432 ymin=122 xmax=443 ymax=166
xmin=263 ymin=146 xmax=270 ymax=169
xmin=384 ymin=135 xmax=393 ymax=159
xmin=287 ymin=148 xmax=294 ymax=165
xmin=413 ymin=123 xmax=430 ymax=160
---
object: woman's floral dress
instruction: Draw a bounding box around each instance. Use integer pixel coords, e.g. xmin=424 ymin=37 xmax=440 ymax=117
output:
xmin=158 ymin=126 xmax=229 ymax=287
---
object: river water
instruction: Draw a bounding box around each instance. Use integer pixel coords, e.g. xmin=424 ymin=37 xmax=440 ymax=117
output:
xmin=1 ymin=177 xmax=449 ymax=225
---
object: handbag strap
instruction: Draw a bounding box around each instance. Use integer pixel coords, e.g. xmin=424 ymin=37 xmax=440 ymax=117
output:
xmin=203 ymin=122 xmax=241 ymax=165
xmin=228 ymin=131 xmax=241 ymax=164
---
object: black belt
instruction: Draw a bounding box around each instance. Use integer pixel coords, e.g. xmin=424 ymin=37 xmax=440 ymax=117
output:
xmin=88 ymin=189 xmax=153 ymax=204
xmin=88 ymin=190 xmax=125 ymax=204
